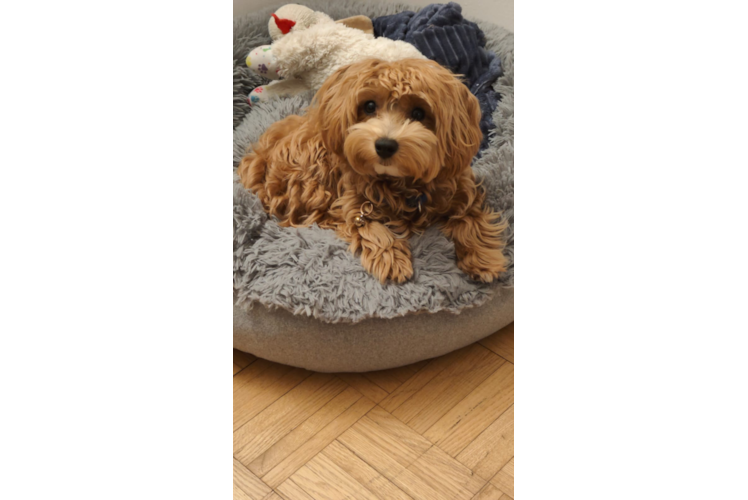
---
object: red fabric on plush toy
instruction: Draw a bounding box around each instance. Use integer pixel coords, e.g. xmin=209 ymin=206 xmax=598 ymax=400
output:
xmin=271 ymin=13 xmax=296 ymax=34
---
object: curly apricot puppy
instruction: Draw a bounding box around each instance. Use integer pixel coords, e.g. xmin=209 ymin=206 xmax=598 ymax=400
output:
xmin=238 ymin=58 xmax=507 ymax=284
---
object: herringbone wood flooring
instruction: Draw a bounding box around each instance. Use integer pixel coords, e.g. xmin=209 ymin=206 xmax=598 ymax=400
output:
xmin=234 ymin=323 xmax=514 ymax=500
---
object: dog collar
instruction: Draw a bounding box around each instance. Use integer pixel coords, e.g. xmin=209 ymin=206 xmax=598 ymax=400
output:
xmin=353 ymin=201 xmax=374 ymax=227
xmin=406 ymin=193 xmax=428 ymax=213
xmin=354 ymin=193 xmax=427 ymax=228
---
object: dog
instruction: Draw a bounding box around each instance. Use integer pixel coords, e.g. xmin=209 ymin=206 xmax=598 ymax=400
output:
xmin=238 ymin=58 xmax=507 ymax=284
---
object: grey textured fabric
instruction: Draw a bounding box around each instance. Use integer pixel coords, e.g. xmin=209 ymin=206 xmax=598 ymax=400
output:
xmin=234 ymin=287 xmax=513 ymax=373
xmin=233 ymin=0 xmax=514 ymax=324
xmin=233 ymin=65 xmax=267 ymax=130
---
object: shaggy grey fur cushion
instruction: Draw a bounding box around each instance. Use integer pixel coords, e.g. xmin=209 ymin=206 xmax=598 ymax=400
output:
xmin=233 ymin=0 xmax=513 ymax=323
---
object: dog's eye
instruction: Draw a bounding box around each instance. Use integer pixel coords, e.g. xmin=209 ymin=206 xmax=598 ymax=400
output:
xmin=411 ymin=107 xmax=426 ymax=121
xmin=363 ymin=101 xmax=377 ymax=114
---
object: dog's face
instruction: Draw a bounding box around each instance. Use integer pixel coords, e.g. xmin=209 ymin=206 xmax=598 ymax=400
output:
xmin=308 ymin=59 xmax=482 ymax=183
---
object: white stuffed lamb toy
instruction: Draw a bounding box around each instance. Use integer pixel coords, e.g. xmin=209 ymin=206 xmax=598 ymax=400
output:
xmin=246 ymin=4 xmax=425 ymax=105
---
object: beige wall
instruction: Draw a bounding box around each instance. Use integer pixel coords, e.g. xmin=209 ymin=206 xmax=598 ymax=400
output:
xmin=377 ymin=0 xmax=513 ymax=31
xmin=234 ymin=0 xmax=513 ymax=32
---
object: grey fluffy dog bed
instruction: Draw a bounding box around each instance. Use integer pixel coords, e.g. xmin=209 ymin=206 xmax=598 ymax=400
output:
xmin=234 ymin=0 xmax=513 ymax=372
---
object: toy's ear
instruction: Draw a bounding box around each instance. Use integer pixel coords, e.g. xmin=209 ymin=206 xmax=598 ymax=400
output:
xmin=335 ymin=15 xmax=374 ymax=34
xmin=271 ymin=13 xmax=296 ymax=35
xmin=268 ymin=5 xmax=333 ymax=41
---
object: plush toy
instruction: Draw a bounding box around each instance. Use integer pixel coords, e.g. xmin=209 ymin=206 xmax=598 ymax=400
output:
xmin=246 ymin=4 xmax=425 ymax=105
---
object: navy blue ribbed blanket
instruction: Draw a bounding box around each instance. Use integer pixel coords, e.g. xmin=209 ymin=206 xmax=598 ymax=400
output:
xmin=372 ymin=2 xmax=502 ymax=152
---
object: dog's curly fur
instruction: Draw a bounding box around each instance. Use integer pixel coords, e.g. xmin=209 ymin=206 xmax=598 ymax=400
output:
xmin=238 ymin=58 xmax=507 ymax=284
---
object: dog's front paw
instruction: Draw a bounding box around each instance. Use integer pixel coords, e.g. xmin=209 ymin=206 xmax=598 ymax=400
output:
xmin=361 ymin=239 xmax=414 ymax=284
xmin=457 ymin=246 xmax=508 ymax=283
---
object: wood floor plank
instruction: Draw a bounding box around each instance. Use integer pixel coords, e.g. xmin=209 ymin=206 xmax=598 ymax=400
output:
xmin=489 ymin=458 xmax=514 ymax=498
xmin=234 ymin=374 xmax=346 ymax=463
xmin=260 ymin=396 xmax=376 ymax=488
xmin=321 ymin=441 xmax=413 ymax=500
xmin=379 ymin=348 xmax=467 ymax=413
xmin=479 ymin=324 xmax=514 ymax=363
xmin=365 ymin=406 xmax=432 ymax=456
xmin=263 ymin=494 xmax=284 ymax=500
xmin=424 ymin=362 xmax=514 ymax=456
xmin=233 ymin=364 xmax=296 ymax=403
xmin=406 ymin=360 xmax=430 ymax=373
xmin=355 ymin=415 xmax=429 ymax=466
xmin=392 ymin=345 xmax=505 ymax=434
xmin=394 ymin=446 xmax=485 ymax=500
xmin=234 ymin=458 xmax=272 ymax=500
xmin=304 ymin=453 xmax=380 ymax=500
xmin=338 ymin=424 xmax=410 ymax=475
xmin=233 ymin=359 xmax=286 ymax=395
xmin=363 ymin=363 xmax=425 ymax=394
xmin=234 ymin=366 xmax=313 ymax=432
xmin=336 ymin=374 xmax=389 ymax=403
xmin=234 ymin=363 xmax=243 ymax=376
xmin=234 ymin=484 xmax=253 ymax=500
xmin=276 ymin=479 xmax=316 ymax=500
xmin=234 ymin=349 xmax=258 ymax=370
xmin=248 ymin=387 xmax=362 ymax=477
xmin=471 ymin=483 xmax=506 ymax=500
xmin=392 ymin=467 xmax=454 ymax=500
xmin=289 ymin=465 xmax=347 ymax=500
xmin=456 ymin=405 xmax=514 ymax=481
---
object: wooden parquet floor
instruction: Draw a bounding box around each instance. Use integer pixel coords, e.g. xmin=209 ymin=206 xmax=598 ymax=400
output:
xmin=233 ymin=323 xmax=514 ymax=500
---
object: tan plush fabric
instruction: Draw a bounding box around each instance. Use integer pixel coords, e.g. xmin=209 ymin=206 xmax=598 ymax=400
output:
xmin=234 ymin=287 xmax=513 ymax=372
xmin=335 ymin=15 xmax=375 ymax=34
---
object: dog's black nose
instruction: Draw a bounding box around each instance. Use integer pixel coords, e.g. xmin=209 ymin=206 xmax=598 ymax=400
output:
xmin=375 ymin=138 xmax=399 ymax=159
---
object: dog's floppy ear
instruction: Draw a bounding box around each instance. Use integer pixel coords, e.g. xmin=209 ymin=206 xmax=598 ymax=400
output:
xmin=307 ymin=63 xmax=362 ymax=156
xmin=432 ymin=71 xmax=483 ymax=178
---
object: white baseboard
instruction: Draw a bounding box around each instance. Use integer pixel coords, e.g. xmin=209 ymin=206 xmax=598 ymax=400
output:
xmin=514 ymin=64 xmax=748 ymax=112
